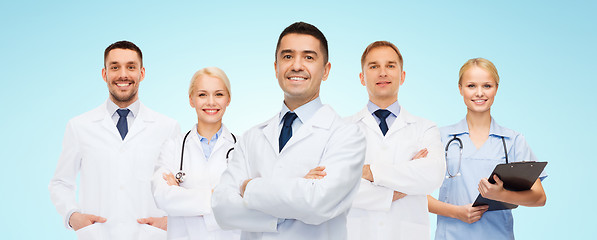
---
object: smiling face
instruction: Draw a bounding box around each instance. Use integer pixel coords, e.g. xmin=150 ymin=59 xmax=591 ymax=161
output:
xmin=459 ymin=66 xmax=498 ymax=114
xmin=360 ymin=46 xmax=405 ymax=107
xmin=102 ymin=48 xmax=145 ymax=108
xmin=189 ymin=75 xmax=231 ymax=126
xmin=275 ymin=33 xmax=331 ymax=110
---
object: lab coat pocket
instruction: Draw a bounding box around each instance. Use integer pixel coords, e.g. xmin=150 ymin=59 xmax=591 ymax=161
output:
xmin=75 ymin=222 xmax=102 ymax=240
xmin=138 ymin=224 xmax=167 ymax=240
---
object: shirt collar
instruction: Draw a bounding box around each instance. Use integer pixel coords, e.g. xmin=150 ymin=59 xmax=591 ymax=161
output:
xmin=447 ymin=117 xmax=513 ymax=138
xmin=107 ymin=99 xmax=140 ymax=118
xmin=279 ymin=97 xmax=323 ymax=125
xmin=366 ymin=100 xmax=401 ymax=117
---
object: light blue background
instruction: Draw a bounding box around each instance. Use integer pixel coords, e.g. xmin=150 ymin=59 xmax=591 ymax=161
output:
xmin=1 ymin=1 xmax=594 ymax=239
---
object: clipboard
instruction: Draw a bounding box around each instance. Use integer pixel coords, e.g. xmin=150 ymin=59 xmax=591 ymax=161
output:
xmin=472 ymin=161 xmax=547 ymax=211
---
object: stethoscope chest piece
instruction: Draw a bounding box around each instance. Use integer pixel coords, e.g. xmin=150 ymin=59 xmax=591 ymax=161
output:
xmin=175 ymin=171 xmax=185 ymax=183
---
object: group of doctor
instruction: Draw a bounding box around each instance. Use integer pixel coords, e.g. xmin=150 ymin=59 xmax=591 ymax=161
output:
xmin=49 ymin=21 xmax=546 ymax=240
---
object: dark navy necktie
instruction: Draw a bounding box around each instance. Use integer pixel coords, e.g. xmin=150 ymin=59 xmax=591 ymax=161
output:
xmin=279 ymin=112 xmax=298 ymax=152
xmin=374 ymin=109 xmax=391 ymax=136
xmin=116 ymin=109 xmax=130 ymax=140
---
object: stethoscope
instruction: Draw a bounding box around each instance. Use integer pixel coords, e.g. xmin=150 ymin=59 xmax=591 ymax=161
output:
xmin=175 ymin=130 xmax=236 ymax=183
xmin=444 ymin=135 xmax=509 ymax=179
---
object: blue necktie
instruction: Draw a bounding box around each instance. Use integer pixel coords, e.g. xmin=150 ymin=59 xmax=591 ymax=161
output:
xmin=374 ymin=109 xmax=391 ymax=136
xmin=279 ymin=112 xmax=298 ymax=152
xmin=116 ymin=109 xmax=130 ymax=140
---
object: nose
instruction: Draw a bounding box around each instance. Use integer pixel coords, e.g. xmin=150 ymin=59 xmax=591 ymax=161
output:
xmin=475 ymin=86 xmax=484 ymax=97
xmin=379 ymin=67 xmax=388 ymax=78
xmin=117 ymin=68 xmax=128 ymax=80
xmin=207 ymin=95 xmax=215 ymax=105
xmin=291 ymin=57 xmax=304 ymax=72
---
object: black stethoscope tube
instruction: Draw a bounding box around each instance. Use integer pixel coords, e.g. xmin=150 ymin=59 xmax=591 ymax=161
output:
xmin=445 ymin=135 xmax=509 ymax=178
xmin=175 ymin=130 xmax=236 ymax=183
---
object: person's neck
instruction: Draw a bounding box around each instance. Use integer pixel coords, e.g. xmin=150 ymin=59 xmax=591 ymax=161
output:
xmin=371 ymin=96 xmax=397 ymax=109
xmin=110 ymin=96 xmax=137 ymax=108
xmin=284 ymin=94 xmax=318 ymax=111
xmin=196 ymin=121 xmax=222 ymax=141
xmin=466 ymin=110 xmax=491 ymax=132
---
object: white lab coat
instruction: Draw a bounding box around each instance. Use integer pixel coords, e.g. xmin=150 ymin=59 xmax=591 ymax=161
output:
xmin=152 ymin=124 xmax=240 ymax=240
xmin=212 ymin=105 xmax=366 ymax=240
xmin=49 ymin=101 xmax=180 ymax=240
xmin=346 ymin=107 xmax=445 ymax=240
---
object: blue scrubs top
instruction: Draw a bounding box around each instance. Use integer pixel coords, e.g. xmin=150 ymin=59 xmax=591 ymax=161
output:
xmin=435 ymin=118 xmax=547 ymax=240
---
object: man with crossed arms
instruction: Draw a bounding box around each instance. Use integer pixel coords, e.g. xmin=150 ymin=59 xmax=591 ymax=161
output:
xmin=346 ymin=41 xmax=445 ymax=240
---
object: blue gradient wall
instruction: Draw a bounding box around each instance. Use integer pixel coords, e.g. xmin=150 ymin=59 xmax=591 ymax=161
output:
xmin=1 ymin=1 xmax=594 ymax=239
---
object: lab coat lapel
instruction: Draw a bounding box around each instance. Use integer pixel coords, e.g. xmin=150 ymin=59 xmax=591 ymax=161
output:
xmin=123 ymin=104 xmax=150 ymax=142
xmin=357 ymin=107 xmax=384 ymax=137
xmin=261 ymin=116 xmax=280 ymax=154
xmin=385 ymin=106 xmax=413 ymax=137
xmin=210 ymin=125 xmax=233 ymax=160
xmin=188 ymin=125 xmax=209 ymax=163
xmin=282 ymin=105 xmax=334 ymax=153
xmin=96 ymin=103 xmax=125 ymax=140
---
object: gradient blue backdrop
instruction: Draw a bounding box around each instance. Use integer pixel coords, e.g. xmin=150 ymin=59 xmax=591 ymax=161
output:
xmin=1 ymin=0 xmax=594 ymax=239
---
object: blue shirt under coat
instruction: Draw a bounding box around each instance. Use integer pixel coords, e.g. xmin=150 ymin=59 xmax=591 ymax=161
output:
xmin=196 ymin=126 xmax=223 ymax=159
xmin=366 ymin=100 xmax=401 ymax=128
xmin=435 ymin=117 xmax=547 ymax=240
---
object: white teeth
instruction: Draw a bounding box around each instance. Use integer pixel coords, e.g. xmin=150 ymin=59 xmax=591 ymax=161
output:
xmin=474 ymin=100 xmax=485 ymax=103
xmin=204 ymin=110 xmax=218 ymax=113
xmin=289 ymin=77 xmax=307 ymax=81
xmin=117 ymin=83 xmax=130 ymax=87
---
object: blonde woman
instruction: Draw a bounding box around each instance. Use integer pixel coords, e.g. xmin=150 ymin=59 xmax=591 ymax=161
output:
xmin=427 ymin=58 xmax=547 ymax=240
xmin=152 ymin=67 xmax=240 ymax=240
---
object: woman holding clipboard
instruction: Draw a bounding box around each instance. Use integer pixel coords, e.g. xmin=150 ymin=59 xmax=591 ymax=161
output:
xmin=427 ymin=58 xmax=547 ymax=240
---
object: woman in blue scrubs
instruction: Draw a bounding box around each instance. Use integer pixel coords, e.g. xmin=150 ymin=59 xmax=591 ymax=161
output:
xmin=427 ymin=58 xmax=547 ymax=240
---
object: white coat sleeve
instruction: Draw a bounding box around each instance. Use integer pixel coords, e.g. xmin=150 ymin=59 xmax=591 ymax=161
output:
xmin=351 ymin=179 xmax=394 ymax=211
xmin=152 ymin=137 xmax=213 ymax=217
xmin=243 ymin=123 xmax=366 ymax=225
xmin=211 ymin=135 xmax=279 ymax=232
xmin=48 ymin=120 xmax=81 ymax=229
xmin=369 ymin=123 xmax=446 ymax=195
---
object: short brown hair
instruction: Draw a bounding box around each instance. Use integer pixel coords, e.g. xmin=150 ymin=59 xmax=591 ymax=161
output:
xmin=104 ymin=40 xmax=143 ymax=67
xmin=360 ymin=41 xmax=403 ymax=70
xmin=275 ymin=22 xmax=329 ymax=64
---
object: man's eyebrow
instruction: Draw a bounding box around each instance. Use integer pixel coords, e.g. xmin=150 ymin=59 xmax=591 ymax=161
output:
xmin=302 ymin=50 xmax=318 ymax=56
xmin=367 ymin=61 xmax=378 ymax=65
xmin=280 ymin=49 xmax=294 ymax=55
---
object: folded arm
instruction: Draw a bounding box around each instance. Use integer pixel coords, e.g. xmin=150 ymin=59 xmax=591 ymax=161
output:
xmin=211 ymin=136 xmax=279 ymax=232
xmin=369 ymin=125 xmax=446 ymax=195
xmin=243 ymin=124 xmax=366 ymax=225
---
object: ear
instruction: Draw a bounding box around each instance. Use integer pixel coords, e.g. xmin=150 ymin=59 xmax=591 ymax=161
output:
xmin=102 ymin=68 xmax=107 ymax=83
xmin=359 ymin=72 xmax=366 ymax=86
xmin=274 ymin=61 xmax=278 ymax=78
xmin=459 ymin=84 xmax=464 ymax=96
xmin=139 ymin=66 xmax=145 ymax=82
xmin=398 ymin=71 xmax=406 ymax=86
xmin=189 ymin=95 xmax=195 ymax=108
xmin=321 ymin=62 xmax=331 ymax=81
